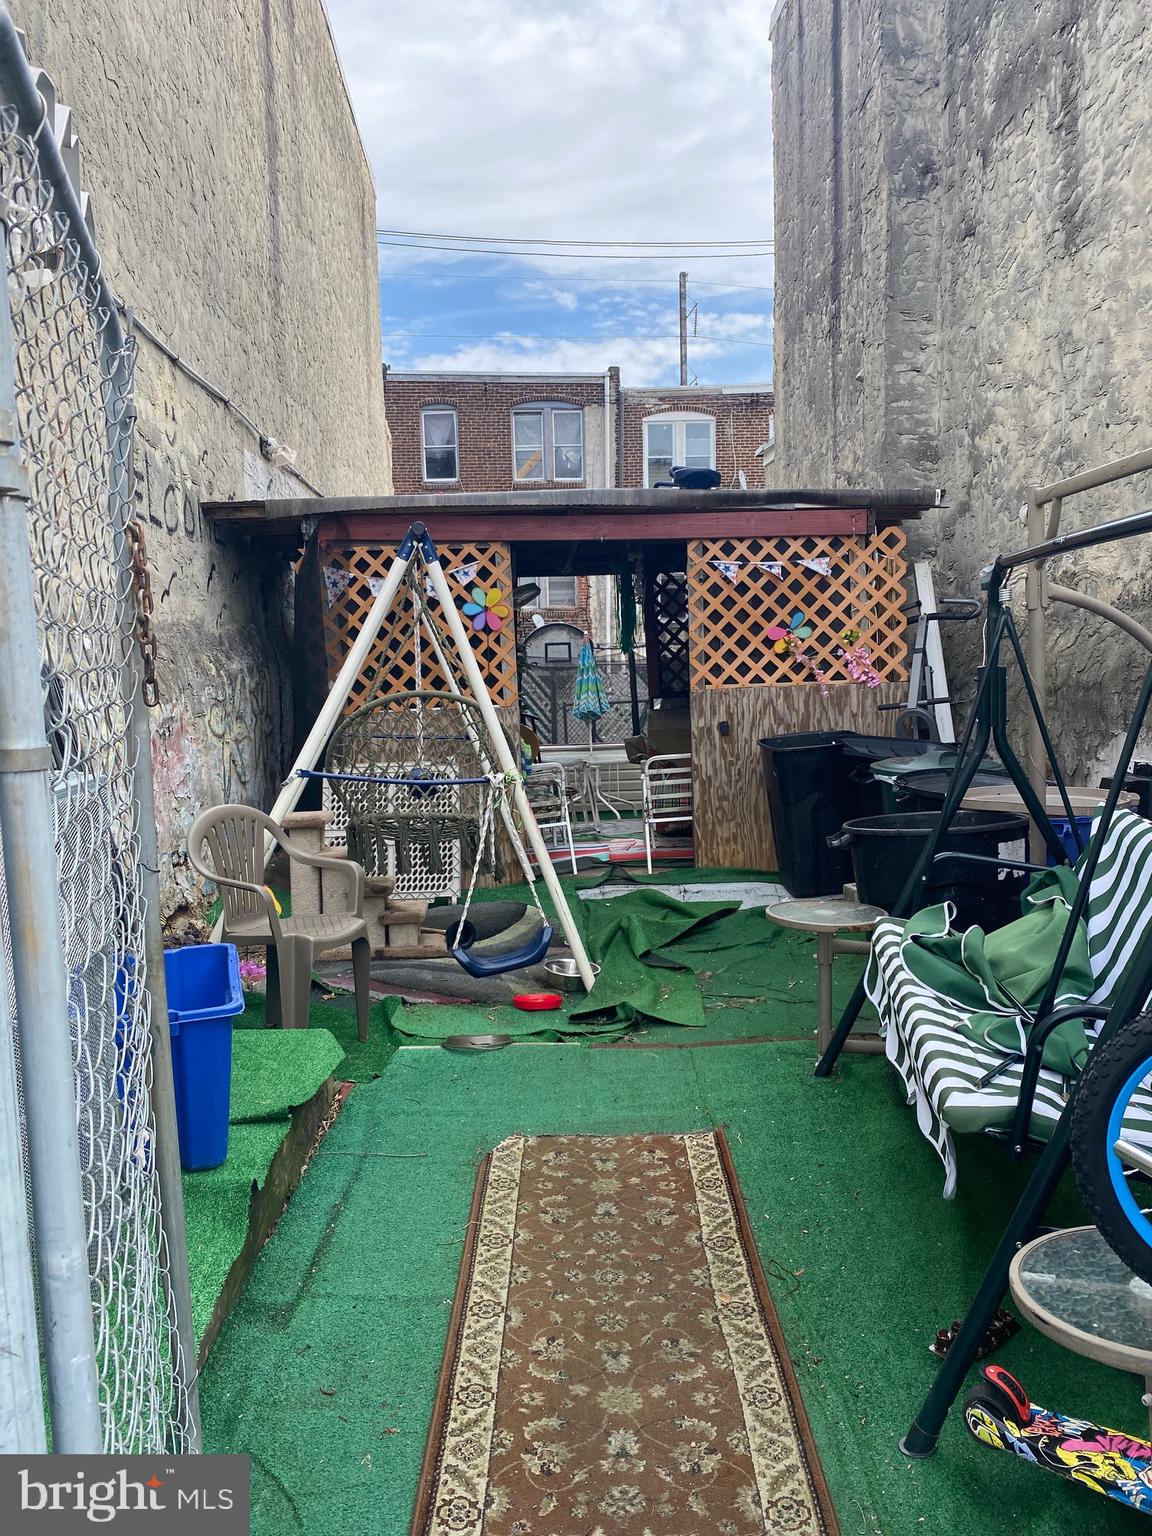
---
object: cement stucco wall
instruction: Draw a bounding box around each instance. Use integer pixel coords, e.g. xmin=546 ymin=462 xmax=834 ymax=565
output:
xmin=13 ymin=0 xmax=392 ymax=924
xmin=771 ymin=0 xmax=1151 ymax=774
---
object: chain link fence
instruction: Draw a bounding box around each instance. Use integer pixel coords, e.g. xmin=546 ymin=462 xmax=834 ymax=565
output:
xmin=0 ymin=29 xmax=195 ymax=1456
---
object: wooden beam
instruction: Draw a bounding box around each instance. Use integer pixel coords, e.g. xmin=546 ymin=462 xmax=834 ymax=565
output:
xmin=312 ymin=508 xmax=872 ymax=545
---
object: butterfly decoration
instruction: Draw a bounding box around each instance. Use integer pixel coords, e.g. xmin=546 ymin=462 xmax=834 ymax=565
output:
xmin=766 ymin=610 xmax=813 ymax=655
xmin=462 ymin=586 xmax=510 ymax=632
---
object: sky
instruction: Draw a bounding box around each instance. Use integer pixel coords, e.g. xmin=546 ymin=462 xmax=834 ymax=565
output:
xmin=323 ymin=0 xmax=774 ymax=387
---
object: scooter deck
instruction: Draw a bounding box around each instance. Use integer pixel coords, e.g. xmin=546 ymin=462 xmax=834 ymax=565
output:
xmin=965 ymin=1373 xmax=1152 ymax=1514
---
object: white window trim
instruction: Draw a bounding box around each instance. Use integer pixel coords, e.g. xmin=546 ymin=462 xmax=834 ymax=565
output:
xmin=642 ymin=412 xmax=716 ymax=487
xmin=518 ymin=576 xmax=580 ymax=609
xmin=421 ymin=406 xmax=459 ymax=483
xmin=511 ymin=404 xmax=585 ymax=484
xmin=549 ymin=408 xmax=584 ymax=482
xmin=540 ymin=575 xmax=579 ymax=607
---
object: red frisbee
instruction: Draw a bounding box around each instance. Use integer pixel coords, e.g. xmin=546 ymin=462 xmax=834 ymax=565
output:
xmin=513 ymin=992 xmax=563 ymax=1011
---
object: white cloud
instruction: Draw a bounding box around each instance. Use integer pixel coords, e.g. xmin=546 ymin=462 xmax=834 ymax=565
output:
xmin=394 ymin=334 xmax=675 ymax=377
xmin=387 ymin=332 xmax=755 ymax=388
xmin=326 ymin=0 xmax=773 ymax=288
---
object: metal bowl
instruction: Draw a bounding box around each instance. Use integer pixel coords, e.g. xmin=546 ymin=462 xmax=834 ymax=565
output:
xmin=543 ymin=958 xmax=601 ymax=993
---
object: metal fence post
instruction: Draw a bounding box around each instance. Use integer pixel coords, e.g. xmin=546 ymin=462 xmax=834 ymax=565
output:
xmin=0 ymin=976 xmax=45 ymax=1453
xmin=0 ymin=288 xmax=103 ymax=1453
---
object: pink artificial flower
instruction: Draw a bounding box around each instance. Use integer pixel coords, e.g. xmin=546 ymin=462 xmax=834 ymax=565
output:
xmin=238 ymin=958 xmax=267 ymax=989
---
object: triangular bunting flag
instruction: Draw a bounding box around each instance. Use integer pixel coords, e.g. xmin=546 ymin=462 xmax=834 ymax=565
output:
xmin=322 ymin=565 xmax=354 ymax=609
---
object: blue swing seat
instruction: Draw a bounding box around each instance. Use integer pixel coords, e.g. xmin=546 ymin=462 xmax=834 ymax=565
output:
xmin=450 ymin=920 xmax=554 ymax=978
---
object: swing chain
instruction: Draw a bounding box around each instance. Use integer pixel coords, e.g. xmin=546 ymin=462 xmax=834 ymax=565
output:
xmin=127 ymin=519 xmax=160 ymax=707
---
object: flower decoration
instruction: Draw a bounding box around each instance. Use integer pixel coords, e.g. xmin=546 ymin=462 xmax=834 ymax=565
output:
xmin=462 ymin=586 xmax=510 ymax=632
xmin=839 ymin=641 xmax=883 ymax=688
xmin=766 ymin=609 xmax=813 ymax=655
xmin=238 ymin=958 xmax=267 ymax=990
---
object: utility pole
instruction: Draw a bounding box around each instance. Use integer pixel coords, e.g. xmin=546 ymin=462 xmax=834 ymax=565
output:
xmin=678 ymin=270 xmax=688 ymax=386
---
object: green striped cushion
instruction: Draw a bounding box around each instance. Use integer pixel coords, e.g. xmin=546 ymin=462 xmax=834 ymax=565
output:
xmin=1084 ymin=808 xmax=1152 ymax=1003
xmin=867 ymin=919 xmax=1084 ymax=1196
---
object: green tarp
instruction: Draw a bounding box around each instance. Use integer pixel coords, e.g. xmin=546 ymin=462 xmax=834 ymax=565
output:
xmin=392 ymin=880 xmax=746 ymax=1041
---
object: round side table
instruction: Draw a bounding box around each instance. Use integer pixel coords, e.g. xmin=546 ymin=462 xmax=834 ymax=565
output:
xmin=765 ymin=893 xmax=887 ymax=1054
xmin=1010 ymin=1225 xmax=1152 ymax=1431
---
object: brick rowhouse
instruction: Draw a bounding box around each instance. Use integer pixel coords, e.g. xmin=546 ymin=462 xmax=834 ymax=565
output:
xmin=383 ymin=369 xmax=773 ymax=495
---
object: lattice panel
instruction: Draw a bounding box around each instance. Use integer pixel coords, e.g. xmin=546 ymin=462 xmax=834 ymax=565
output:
xmin=687 ymin=530 xmax=909 ymax=689
xmin=320 ymin=542 xmax=518 ymax=712
xmin=651 ymin=569 xmax=690 ymax=696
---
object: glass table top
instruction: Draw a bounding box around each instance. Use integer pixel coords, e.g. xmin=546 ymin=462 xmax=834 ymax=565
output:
xmin=1012 ymin=1226 xmax=1152 ymax=1365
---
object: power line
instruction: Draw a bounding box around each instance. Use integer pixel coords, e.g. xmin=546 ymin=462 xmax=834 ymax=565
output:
xmin=382 ymin=330 xmax=772 ymax=349
xmin=376 ymin=226 xmax=773 ymax=248
xmin=377 ymin=238 xmax=772 ymax=259
xmin=379 ymin=270 xmax=775 ymax=292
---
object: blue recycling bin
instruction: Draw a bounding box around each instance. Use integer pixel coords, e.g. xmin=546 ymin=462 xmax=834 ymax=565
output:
xmin=1047 ymin=816 xmax=1094 ymax=867
xmin=164 ymin=944 xmax=244 ymax=1170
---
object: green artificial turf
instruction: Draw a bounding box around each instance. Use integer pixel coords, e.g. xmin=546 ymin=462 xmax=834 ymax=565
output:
xmin=237 ymin=991 xmax=407 ymax=1082
xmin=199 ymin=1042 xmax=1137 ymax=1535
xmin=182 ymin=1025 xmax=344 ymax=1341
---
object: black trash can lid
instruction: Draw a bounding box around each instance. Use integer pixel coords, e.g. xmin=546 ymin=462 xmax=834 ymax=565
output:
xmin=839 ymin=735 xmax=937 ymax=762
xmin=758 ymin=731 xmax=849 ymax=750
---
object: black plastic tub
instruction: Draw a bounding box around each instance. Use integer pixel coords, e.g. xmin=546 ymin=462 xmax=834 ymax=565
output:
xmin=829 ymin=809 xmax=1029 ymax=929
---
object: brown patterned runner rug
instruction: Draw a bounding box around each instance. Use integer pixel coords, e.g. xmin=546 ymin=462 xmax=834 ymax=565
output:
xmin=411 ymin=1131 xmax=838 ymax=1535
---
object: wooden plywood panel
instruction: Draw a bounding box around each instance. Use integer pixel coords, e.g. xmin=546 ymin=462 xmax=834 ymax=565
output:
xmin=690 ymin=682 xmax=906 ymax=870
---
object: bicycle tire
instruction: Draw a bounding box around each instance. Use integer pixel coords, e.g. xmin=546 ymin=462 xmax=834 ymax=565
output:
xmin=1070 ymin=1010 xmax=1152 ymax=1284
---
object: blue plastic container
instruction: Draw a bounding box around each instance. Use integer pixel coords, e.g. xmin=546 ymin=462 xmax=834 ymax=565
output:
xmin=1048 ymin=816 xmax=1094 ymax=867
xmin=164 ymin=944 xmax=244 ymax=1171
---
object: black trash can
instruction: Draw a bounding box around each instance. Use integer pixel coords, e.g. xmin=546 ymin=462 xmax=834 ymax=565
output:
xmin=839 ymin=735 xmax=938 ymax=819
xmin=829 ymin=809 xmax=1029 ymax=929
xmin=1101 ymin=765 xmax=1152 ymax=819
xmin=760 ymin=731 xmax=854 ymax=897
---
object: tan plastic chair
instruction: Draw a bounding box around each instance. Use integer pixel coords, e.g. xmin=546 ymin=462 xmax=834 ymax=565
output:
xmin=188 ymin=804 xmax=371 ymax=1040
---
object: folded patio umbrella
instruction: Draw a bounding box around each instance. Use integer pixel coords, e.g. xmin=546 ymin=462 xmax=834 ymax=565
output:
xmin=572 ymin=635 xmax=609 ymax=748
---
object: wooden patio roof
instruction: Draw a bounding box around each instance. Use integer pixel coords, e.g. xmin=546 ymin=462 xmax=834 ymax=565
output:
xmin=202 ymin=487 xmax=938 ymax=552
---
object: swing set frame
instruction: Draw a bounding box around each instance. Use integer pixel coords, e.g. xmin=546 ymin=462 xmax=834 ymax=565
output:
xmin=270 ymin=522 xmax=598 ymax=992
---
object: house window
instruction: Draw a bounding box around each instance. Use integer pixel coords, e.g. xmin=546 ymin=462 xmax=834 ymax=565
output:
xmin=421 ymin=407 xmax=458 ymax=481
xmin=512 ymin=405 xmax=584 ymax=482
xmin=518 ymin=576 xmax=579 ymax=609
xmin=643 ymin=414 xmax=715 ymax=487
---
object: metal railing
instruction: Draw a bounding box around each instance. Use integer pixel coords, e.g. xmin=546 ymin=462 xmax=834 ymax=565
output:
xmin=0 ymin=11 xmax=196 ymax=1454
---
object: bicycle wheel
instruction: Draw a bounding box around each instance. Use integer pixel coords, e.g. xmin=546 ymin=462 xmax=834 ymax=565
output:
xmin=1070 ymin=1011 xmax=1152 ymax=1284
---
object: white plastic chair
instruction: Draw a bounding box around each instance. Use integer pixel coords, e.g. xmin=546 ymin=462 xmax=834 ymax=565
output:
xmin=641 ymin=753 xmax=694 ymax=873
xmin=526 ymin=767 xmax=579 ymax=874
